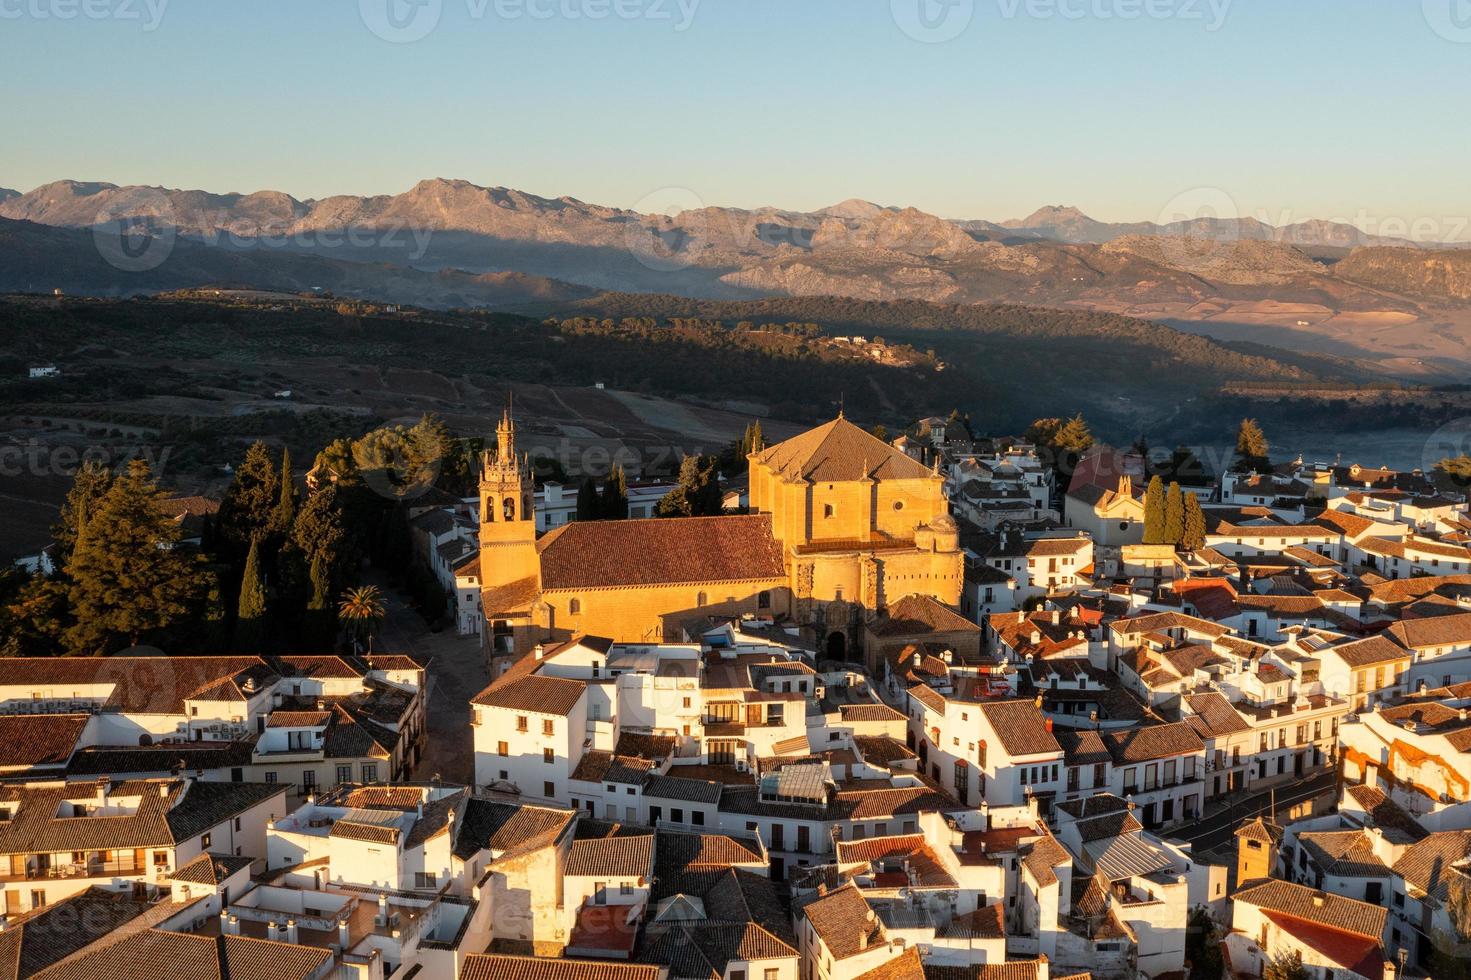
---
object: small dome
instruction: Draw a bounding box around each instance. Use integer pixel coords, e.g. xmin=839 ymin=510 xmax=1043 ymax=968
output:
xmin=930 ymin=513 xmax=958 ymax=533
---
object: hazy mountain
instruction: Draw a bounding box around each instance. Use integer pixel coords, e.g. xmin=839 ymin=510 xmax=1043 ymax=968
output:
xmin=0 ymin=215 xmax=594 ymax=309
xmin=0 ymin=177 xmax=1457 ymax=321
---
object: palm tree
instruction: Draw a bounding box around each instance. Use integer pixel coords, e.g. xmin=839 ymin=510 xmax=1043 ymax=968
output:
xmin=338 ymin=585 xmax=386 ymax=653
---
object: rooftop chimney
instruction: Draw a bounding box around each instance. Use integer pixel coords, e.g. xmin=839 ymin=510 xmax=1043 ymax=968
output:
xmin=286 ymin=918 xmax=299 ymax=944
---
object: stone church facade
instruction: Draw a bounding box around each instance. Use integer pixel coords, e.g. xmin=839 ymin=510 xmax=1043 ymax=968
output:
xmin=476 ymin=412 xmax=963 ymax=662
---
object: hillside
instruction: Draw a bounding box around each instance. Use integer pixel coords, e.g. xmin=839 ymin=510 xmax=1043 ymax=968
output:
xmin=1335 ymin=247 xmax=1471 ymax=303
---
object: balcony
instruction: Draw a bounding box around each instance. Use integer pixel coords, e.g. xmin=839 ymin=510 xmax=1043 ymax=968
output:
xmin=2 ymin=856 xmax=149 ymax=883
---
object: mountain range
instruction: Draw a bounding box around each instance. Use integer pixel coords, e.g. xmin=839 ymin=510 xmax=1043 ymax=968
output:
xmin=3 ymin=177 xmax=1471 ymax=373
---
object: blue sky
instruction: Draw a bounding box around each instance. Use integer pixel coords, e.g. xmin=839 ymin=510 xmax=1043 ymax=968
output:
xmin=3 ymin=0 xmax=1469 ymax=231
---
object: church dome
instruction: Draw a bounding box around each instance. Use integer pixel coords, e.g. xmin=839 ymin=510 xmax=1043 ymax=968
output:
xmin=929 ymin=513 xmax=958 ymax=533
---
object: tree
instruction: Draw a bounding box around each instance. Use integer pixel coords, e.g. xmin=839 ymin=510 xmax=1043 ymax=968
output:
xmin=292 ymin=484 xmax=346 ymax=572
xmin=1143 ymin=476 xmax=1167 ymax=544
xmin=339 ymin=585 xmax=386 ymax=652
xmin=576 ymin=477 xmax=600 ymax=522
xmin=234 ymin=537 xmax=268 ymax=651
xmin=63 ymin=458 xmax=209 ymax=654
xmin=601 ymin=463 xmax=629 ymax=520
xmin=1235 ymin=418 xmax=1270 ymax=472
xmin=218 ymin=442 xmax=280 ymax=555
xmin=53 ymin=461 xmax=112 ymax=564
xmin=740 ymin=420 xmax=765 ymax=457
xmin=1184 ymin=907 xmax=1223 ymax=980
xmin=267 ymin=447 xmax=296 ymax=539
xmin=1182 ymin=492 xmax=1208 ymax=551
xmin=1164 ymin=481 xmax=1186 ymax=545
xmin=304 ymin=553 xmax=337 ymax=649
xmin=658 ymin=455 xmax=724 ymax=517
xmin=1052 ymin=413 xmax=1094 ymax=453
xmin=1262 ymin=949 xmax=1309 ymax=980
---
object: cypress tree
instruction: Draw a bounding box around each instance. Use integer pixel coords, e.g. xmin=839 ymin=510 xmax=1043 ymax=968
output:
xmin=576 ymin=477 xmax=600 ymax=521
xmin=235 ymin=537 xmax=268 ymax=652
xmin=1164 ymin=481 xmax=1186 ymax=545
xmin=1234 ymin=418 xmax=1271 ymax=472
xmin=1182 ymin=492 xmax=1208 ymax=551
xmin=1143 ymin=476 xmax=1167 ymax=544
xmin=601 ymin=463 xmax=629 ymax=520
xmin=218 ymin=442 xmax=280 ymax=557
xmin=268 ymin=447 xmax=296 ymax=538
xmin=53 ymin=461 xmax=112 ymax=565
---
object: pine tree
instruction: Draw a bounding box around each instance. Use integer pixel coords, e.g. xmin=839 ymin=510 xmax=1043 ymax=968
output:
xmin=1164 ymin=481 xmax=1185 ymax=545
xmin=1182 ymin=492 xmax=1208 ymax=551
xmin=234 ymin=537 xmax=268 ymax=652
xmin=1235 ymin=418 xmax=1271 ymax=472
xmin=63 ymin=459 xmax=208 ymax=654
xmin=576 ymin=477 xmax=601 ymax=521
xmin=601 ymin=463 xmax=629 ymax=520
xmin=218 ymin=442 xmax=280 ymax=556
xmin=268 ymin=447 xmax=296 ymax=538
xmin=53 ymin=461 xmax=112 ymax=565
xmin=1052 ymin=413 xmax=1094 ymax=453
xmin=1143 ymin=476 xmax=1167 ymax=544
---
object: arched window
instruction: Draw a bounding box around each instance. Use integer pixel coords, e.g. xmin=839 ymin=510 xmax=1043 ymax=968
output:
xmin=569 ymin=598 xmax=581 ymax=615
xmin=504 ymin=497 xmax=516 ymax=520
xmin=823 ymin=504 xmax=835 ymax=519
xmin=696 ymin=592 xmax=708 ymax=607
xmin=758 ymin=591 xmax=771 ymax=609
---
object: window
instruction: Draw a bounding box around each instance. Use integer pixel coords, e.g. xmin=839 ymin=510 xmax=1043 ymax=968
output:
xmin=765 ymin=971 xmax=779 ymax=980
xmin=758 ymin=591 xmax=771 ymax=609
xmin=594 ymin=883 xmax=607 ymax=905
xmin=152 ymin=850 xmax=169 ymax=867
xmin=671 ymin=808 xmax=685 ymax=823
xmin=362 ymin=764 xmax=378 ymax=783
xmin=697 ymin=592 xmax=708 ymax=607
xmin=201 ymin=832 xmax=212 ymax=849
xmin=569 ymin=598 xmax=581 ymax=614
xmin=517 ymin=715 xmax=529 ymax=732
xmin=733 ymin=971 xmax=747 ymax=980
xmin=543 ymin=781 xmax=555 ymax=798
xmin=497 ymin=741 xmax=509 ymax=757
xmin=683 ymin=697 xmax=691 ymax=709
xmin=416 ymin=872 xmax=438 ymax=888
xmin=543 ymin=719 xmax=555 ymax=736
xmin=544 ymin=748 xmax=555 ymax=764
xmin=336 ymin=765 xmax=352 ymax=784
xmin=692 ymin=811 xmax=705 ymax=826
xmin=265 ymin=772 xmax=278 ymax=784
xmin=823 ymin=504 xmax=834 ymax=519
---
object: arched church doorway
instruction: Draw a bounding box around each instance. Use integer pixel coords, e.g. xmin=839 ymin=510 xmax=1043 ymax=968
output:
xmin=826 ymin=631 xmax=847 ymax=662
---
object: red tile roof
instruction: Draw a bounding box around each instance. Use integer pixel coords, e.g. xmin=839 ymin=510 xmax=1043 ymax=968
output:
xmin=538 ymin=514 xmax=786 ymax=590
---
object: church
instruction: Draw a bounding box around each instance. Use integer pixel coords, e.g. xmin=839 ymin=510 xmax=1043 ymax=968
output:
xmin=474 ymin=410 xmax=964 ymax=662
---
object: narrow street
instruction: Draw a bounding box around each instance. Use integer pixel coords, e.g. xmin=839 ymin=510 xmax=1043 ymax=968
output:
xmin=369 ymin=574 xmax=488 ymax=786
xmin=1168 ymin=769 xmax=1338 ymax=854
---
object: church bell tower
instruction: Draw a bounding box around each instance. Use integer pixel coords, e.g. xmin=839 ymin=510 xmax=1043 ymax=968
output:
xmin=478 ymin=408 xmax=539 ymax=589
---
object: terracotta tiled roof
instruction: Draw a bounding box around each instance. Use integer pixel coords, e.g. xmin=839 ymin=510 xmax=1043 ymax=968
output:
xmin=756 ymin=416 xmax=934 ymax=482
xmin=1344 ymin=785 xmax=1428 ymax=842
xmin=854 ymin=947 xmax=926 ymax=980
xmin=798 ymin=883 xmax=885 ymax=959
xmin=1298 ymin=830 xmax=1390 ymax=877
xmin=1327 ymin=634 xmax=1410 ymax=668
xmin=924 ymin=963 xmax=1044 ymax=980
xmin=938 ymin=904 xmax=1005 ymax=940
xmin=1101 ymin=722 xmax=1204 ymax=764
xmin=453 ymin=799 xmax=574 ymax=861
xmin=1183 ymin=692 xmax=1252 ymax=737
xmin=870 ymin=595 xmax=981 ymax=637
xmin=1386 ymin=612 xmax=1471 ymax=649
xmin=472 ymin=674 xmax=586 ymax=715
xmin=0 ymin=886 xmax=155 ymax=979
xmin=0 ymin=714 xmax=88 ymax=769
xmin=31 ymin=931 xmax=330 ymax=980
xmin=538 ymin=514 xmax=786 ymax=590
xmin=566 ymin=833 xmax=654 ymax=877
xmin=169 ymin=852 xmax=253 ymax=887
xmin=1236 ymin=816 xmax=1283 ymax=845
xmin=840 ymin=703 xmax=907 ymax=723
xmin=1392 ymin=830 xmax=1471 ymax=905
xmin=977 ymin=700 xmax=1061 ymax=758
xmin=1231 ymin=879 xmax=1386 ymax=939
xmin=0 ymin=656 xmax=272 ymax=714
xmin=853 ymin=735 xmax=916 ymax=766
xmin=570 ymin=751 xmax=656 ymax=785
xmin=644 ymin=774 xmax=723 ymax=805
xmin=461 ymin=954 xmax=661 ymax=980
